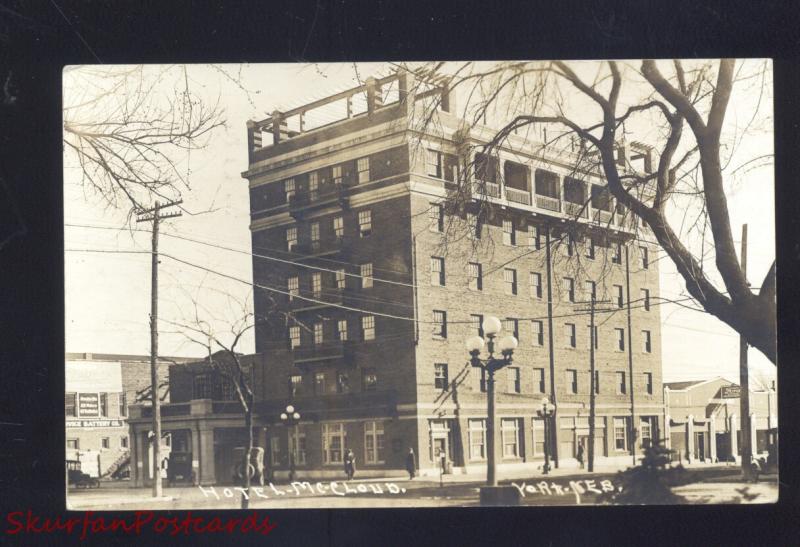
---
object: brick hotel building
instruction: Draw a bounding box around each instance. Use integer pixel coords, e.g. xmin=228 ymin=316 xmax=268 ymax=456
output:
xmin=128 ymin=69 xmax=664 ymax=485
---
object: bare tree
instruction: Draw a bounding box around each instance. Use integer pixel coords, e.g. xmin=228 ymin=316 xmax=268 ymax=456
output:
xmin=63 ymin=65 xmax=226 ymax=217
xmin=404 ymin=60 xmax=776 ymax=364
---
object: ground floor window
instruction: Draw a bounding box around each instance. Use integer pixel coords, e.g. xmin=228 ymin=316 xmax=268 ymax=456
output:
xmin=364 ymin=421 xmax=385 ymax=464
xmin=290 ymin=427 xmax=307 ymax=465
xmin=468 ymin=419 xmax=486 ymax=461
xmin=640 ymin=417 xmax=654 ymax=448
xmin=614 ymin=417 xmax=629 ymax=451
xmin=323 ymin=423 xmax=346 ymax=464
xmin=270 ymin=436 xmax=280 ymax=466
xmin=501 ymin=418 xmax=522 ymax=458
xmin=67 ymin=439 xmax=79 ymax=450
xmin=532 ymin=418 xmax=545 ymax=456
xmin=101 ymin=437 xmax=110 ymax=449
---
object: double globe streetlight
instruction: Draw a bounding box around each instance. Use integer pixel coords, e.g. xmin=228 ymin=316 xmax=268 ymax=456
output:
xmin=280 ymin=405 xmax=301 ymax=481
xmin=465 ymin=315 xmax=518 ymax=487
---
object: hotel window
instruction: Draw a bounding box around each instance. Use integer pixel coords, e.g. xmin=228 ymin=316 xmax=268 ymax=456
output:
xmin=314 ymin=322 xmax=324 ymax=345
xmin=587 ymin=325 xmax=599 ymax=350
xmin=502 ymin=219 xmax=515 ymax=245
xmin=615 ymin=328 xmax=625 ymax=351
xmin=332 ymin=165 xmax=343 ymax=186
xmin=119 ymin=392 xmax=127 ymax=417
xmin=314 ymin=371 xmax=326 ymax=394
xmin=360 ymin=263 xmax=373 ymax=289
xmin=286 ymin=226 xmax=298 ymax=251
xmin=335 ymin=269 xmax=346 ymax=289
xmin=468 ymin=212 xmax=482 ymax=239
xmin=333 ymin=216 xmax=344 ymax=238
xmin=593 ymin=370 xmax=600 ymax=394
xmin=432 ymin=310 xmax=447 ymax=339
xmin=563 ymin=277 xmax=575 ymax=302
xmin=614 ymin=284 xmax=624 ymax=308
xmin=220 ymin=376 xmax=235 ymax=400
xmin=434 ymin=363 xmax=449 ymax=391
xmin=468 ymin=262 xmax=482 ymax=291
xmin=507 ymin=367 xmax=521 ymax=394
xmin=564 ymin=323 xmax=576 ymax=348
xmin=468 ymin=419 xmax=487 ymax=460
xmin=194 ymin=374 xmax=213 ymax=399
xmin=270 ymin=437 xmax=280 ymax=466
xmin=501 ymin=418 xmax=521 ymax=458
xmin=120 ymin=436 xmax=129 ymax=449
xmin=616 ymin=371 xmax=627 ymax=394
xmin=322 ymin=423 xmax=346 ymax=464
xmin=470 ymin=314 xmax=484 ymax=337
xmin=612 ymin=242 xmax=622 ymax=264
xmin=532 ymin=418 xmax=545 ymax=456
xmin=534 ymin=368 xmax=545 ymax=393
xmin=503 ymin=318 xmax=519 ymax=340
xmin=289 ymin=326 xmax=301 ymax=349
xmin=291 ymin=427 xmax=307 ymax=465
xmin=504 ymin=268 xmax=518 ymax=295
xmin=426 ymin=149 xmax=443 ymax=178
xmin=586 ymin=238 xmax=596 ymax=259
xmin=531 ymin=320 xmax=544 ymax=346
xmin=336 ymin=319 xmax=348 ymax=341
xmin=528 ymin=225 xmax=542 ymax=249
xmin=309 ymin=172 xmax=319 ymax=200
xmin=288 ymin=276 xmax=299 ymax=300
xmin=640 ymin=246 xmax=649 ymax=269
xmin=289 ymin=374 xmax=302 ymax=397
xmin=364 ymin=421 xmax=385 ymax=464
xmin=431 ymin=256 xmax=445 ymax=286
xmin=284 ymin=178 xmax=296 ymax=202
xmin=641 ymin=288 xmax=650 ymax=311
xmin=642 ymin=330 xmax=652 ymax=353
xmin=336 ymin=372 xmax=350 ymax=393
xmin=584 ymin=280 xmax=596 ymax=301
xmin=530 ymin=272 xmax=542 ymax=299
xmin=358 ymin=210 xmax=372 ymax=237
xmin=311 ymin=272 xmax=322 ymax=298
xmin=66 ymin=392 xmax=77 ymax=417
xmin=640 ymin=418 xmax=653 ymax=448
xmin=645 ymin=372 xmax=653 ymax=395
xmin=566 ymin=369 xmax=578 ymax=394
xmin=429 ymin=203 xmax=444 ymax=232
xmin=362 ymin=368 xmax=378 ymax=391
xmin=614 ymin=417 xmax=628 ymax=451
xmin=362 ymin=315 xmax=376 ymax=341
xmin=357 ymin=157 xmax=370 ymax=184
xmin=310 ymin=222 xmax=321 ymax=251
xmin=101 ymin=437 xmax=110 ymax=449
xmin=67 ymin=439 xmax=79 ymax=450
xmin=99 ymin=393 xmax=108 ymax=417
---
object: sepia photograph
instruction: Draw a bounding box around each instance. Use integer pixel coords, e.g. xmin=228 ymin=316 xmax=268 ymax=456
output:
xmin=63 ymin=59 xmax=777 ymax=510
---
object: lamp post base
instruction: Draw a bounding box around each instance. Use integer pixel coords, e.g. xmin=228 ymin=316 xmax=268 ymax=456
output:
xmin=479 ymin=485 xmax=521 ymax=506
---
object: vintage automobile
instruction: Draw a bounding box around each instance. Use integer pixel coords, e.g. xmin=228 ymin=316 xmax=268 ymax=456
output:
xmin=67 ymin=459 xmax=100 ymax=489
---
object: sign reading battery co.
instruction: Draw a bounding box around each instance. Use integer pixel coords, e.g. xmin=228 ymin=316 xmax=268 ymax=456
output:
xmin=78 ymin=393 xmax=100 ymax=416
xmin=721 ymin=385 xmax=741 ymax=398
xmin=66 ymin=419 xmax=123 ymax=428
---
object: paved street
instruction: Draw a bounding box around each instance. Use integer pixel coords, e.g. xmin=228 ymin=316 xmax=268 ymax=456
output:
xmin=67 ymin=463 xmax=777 ymax=509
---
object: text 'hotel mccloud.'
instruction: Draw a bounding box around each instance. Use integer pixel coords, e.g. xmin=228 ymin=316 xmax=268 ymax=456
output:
xmin=128 ymin=69 xmax=664 ymax=486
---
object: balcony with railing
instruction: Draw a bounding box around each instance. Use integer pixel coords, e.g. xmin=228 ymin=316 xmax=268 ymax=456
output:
xmin=505 ymin=186 xmax=532 ymax=205
xmin=564 ymin=200 xmax=589 ymax=219
xmin=593 ymin=208 xmax=613 ymax=225
xmin=292 ymin=339 xmax=356 ymax=365
xmin=471 ymin=180 xmax=501 ymax=199
xmin=288 ymin=184 xmax=350 ymax=219
xmin=534 ymin=193 xmax=561 ymax=212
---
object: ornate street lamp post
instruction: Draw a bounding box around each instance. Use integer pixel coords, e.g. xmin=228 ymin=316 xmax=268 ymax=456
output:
xmin=537 ymin=397 xmax=557 ymax=475
xmin=466 ymin=315 xmax=518 ymax=487
xmin=280 ymin=404 xmax=301 ymax=482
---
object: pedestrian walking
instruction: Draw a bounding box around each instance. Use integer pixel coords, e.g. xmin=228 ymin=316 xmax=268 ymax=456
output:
xmin=344 ymin=449 xmax=356 ymax=480
xmin=405 ymin=448 xmax=416 ymax=480
xmin=576 ymin=442 xmax=585 ymax=469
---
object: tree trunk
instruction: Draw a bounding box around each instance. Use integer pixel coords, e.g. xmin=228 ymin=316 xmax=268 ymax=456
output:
xmin=242 ymin=396 xmax=253 ymax=510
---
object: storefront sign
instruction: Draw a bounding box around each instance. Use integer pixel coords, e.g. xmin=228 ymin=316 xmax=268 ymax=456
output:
xmin=721 ymin=386 xmax=741 ymax=398
xmin=66 ymin=419 xmax=124 ymax=428
xmin=78 ymin=393 xmax=100 ymax=416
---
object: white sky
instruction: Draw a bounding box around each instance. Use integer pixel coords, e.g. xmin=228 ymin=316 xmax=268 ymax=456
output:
xmin=63 ymin=61 xmax=776 ymax=387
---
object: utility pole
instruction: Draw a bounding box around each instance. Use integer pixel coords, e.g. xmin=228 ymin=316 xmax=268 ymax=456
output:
xmin=575 ymin=295 xmax=612 ymax=473
xmin=738 ymin=224 xmax=752 ymax=479
xmin=136 ymin=199 xmax=182 ymax=498
xmin=624 ymin=243 xmax=636 ymax=466
xmin=544 ymin=225 xmax=558 ymax=468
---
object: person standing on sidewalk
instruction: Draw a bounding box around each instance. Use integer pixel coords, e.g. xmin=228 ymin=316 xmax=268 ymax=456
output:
xmin=344 ymin=449 xmax=356 ymax=480
xmin=576 ymin=443 xmax=585 ymax=469
xmin=405 ymin=448 xmax=416 ymax=480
